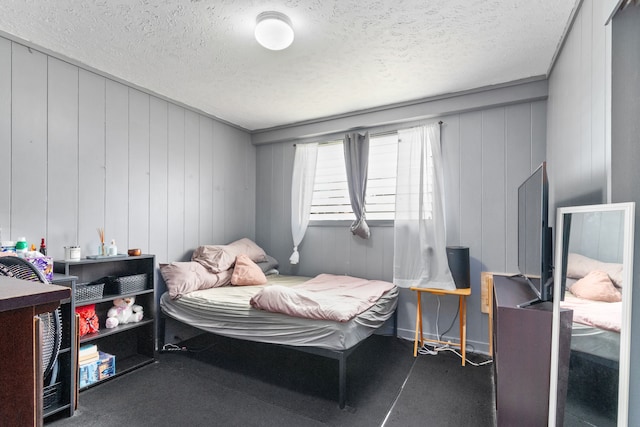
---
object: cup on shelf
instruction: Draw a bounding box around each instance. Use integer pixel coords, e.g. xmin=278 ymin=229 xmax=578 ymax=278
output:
xmin=64 ymin=246 xmax=81 ymax=261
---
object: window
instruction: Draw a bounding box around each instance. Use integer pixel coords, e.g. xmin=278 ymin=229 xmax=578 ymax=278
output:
xmin=310 ymin=134 xmax=398 ymax=221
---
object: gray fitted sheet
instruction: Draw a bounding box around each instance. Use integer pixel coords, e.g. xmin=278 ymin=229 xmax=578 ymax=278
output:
xmin=160 ymin=274 xmax=398 ymax=351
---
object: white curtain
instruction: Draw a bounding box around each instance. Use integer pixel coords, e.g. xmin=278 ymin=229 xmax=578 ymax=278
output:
xmin=290 ymin=143 xmax=318 ymax=264
xmin=394 ymin=124 xmax=454 ymax=289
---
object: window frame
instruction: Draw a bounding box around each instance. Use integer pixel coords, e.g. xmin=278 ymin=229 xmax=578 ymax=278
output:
xmin=308 ymin=132 xmax=398 ymax=226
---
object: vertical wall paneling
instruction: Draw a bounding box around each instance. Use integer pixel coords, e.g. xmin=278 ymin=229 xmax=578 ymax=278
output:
xmin=149 ymin=97 xmax=169 ymax=263
xmin=246 ymin=129 xmax=257 ymax=239
xmin=105 ymin=80 xmax=129 ymax=252
xmin=481 ymin=108 xmax=507 ymax=273
xmin=167 ymin=104 xmax=185 ymax=261
xmin=271 ymin=143 xmax=286 ymax=254
xmin=610 ymin=8 xmax=640 ymax=422
xmin=442 ymin=115 xmax=461 ymax=245
xmin=199 ymin=117 xmax=214 ymax=245
xmin=184 ymin=110 xmax=200 ymax=249
xmin=505 ymin=103 xmax=533 ymax=272
xmin=211 ymin=121 xmax=226 ymax=244
xmin=590 ymin=1 xmax=608 ymax=197
xmin=78 ymin=70 xmax=106 ymax=256
xmin=11 ymin=44 xmax=48 ymax=244
xmin=458 ymin=111 xmax=483 ymax=271
xmin=531 ymin=101 xmax=547 ymax=169
xmin=547 ymin=0 xmax=608 ymax=208
xmin=232 ymin=126 xmax=255 ymax=240
xmin=580 ymin=2 xmax=594 ymax=188
xmin=128 ymin=89 xmax=150 ymax=252
xmin=213 ymin=122 xmax=255 ymax=243
xmin=47 ymin=57 xmax=79 ymax=257
xmin=0 ymin=39 xmax=10 ymax=238
xmin=1 ymin=34 xmax=255 ymax=275
xmin=255 ymin=144 xmax=273 ymax=249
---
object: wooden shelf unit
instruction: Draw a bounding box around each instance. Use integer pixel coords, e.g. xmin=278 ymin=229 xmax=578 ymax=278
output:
xmin=53 ymin=255 xmax=156 ymax=392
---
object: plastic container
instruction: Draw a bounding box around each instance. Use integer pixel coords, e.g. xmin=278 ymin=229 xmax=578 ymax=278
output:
xmin=0 ymin=241 xmax=15 ymax=252
xmin=15 ymin=237 xmax=28 ymax=258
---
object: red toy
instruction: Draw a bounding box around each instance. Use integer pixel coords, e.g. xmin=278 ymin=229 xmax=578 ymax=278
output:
xmin=75 ymin=304 xmax=99 ymax=337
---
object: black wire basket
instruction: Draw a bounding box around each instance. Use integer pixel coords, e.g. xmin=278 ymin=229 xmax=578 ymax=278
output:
xmin=106 ymin=273 xmax=148 ymax=295
xmin=75 ymin=282 xmax=105 ymax=302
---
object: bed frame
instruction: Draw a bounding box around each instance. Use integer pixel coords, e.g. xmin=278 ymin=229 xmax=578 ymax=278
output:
xmin=157 ymin=308 xmax=397 ymax=409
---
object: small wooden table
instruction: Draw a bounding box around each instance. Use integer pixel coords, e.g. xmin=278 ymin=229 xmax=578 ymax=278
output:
xmin=410 ymin=286 xmax=471 ymax=366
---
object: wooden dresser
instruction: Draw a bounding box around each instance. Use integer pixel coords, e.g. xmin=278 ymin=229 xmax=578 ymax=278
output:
xmin=491 ymin=274 xmax=572 ymax=426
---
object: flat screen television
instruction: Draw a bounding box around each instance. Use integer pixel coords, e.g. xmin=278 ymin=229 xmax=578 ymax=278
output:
xmin=517 ymin=161 xmax=553 ymax=307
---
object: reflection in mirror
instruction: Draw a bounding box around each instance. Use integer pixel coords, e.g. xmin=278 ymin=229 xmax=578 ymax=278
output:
xmin=549 ymin=203 xmax=634 ymax=426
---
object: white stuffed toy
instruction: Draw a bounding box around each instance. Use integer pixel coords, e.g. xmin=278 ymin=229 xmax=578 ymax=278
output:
xmin=105 ymin=296 xmax=143 ymax=328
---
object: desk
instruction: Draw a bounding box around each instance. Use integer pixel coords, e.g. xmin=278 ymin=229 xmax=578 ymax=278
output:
xmin=410 ymin=286 xmax=471 ymax=366
xmin=0 ymin=276 xmax=71 ymax=427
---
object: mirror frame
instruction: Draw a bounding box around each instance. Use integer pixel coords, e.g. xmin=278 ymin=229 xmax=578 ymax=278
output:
xmin=549 ymin=202 xmax=635 ymax=426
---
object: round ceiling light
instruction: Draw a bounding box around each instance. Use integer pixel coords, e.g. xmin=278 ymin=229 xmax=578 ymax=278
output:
xmin=255 ymin=11 xmax=294 ymax=51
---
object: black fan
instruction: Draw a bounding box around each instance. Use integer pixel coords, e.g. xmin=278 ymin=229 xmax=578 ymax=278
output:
xmin=0 ymin=256 xmax=62 ymax=384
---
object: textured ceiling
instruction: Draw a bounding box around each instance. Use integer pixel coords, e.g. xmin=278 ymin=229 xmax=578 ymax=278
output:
xmin=0 ymin=0 xmax=576 ymax=131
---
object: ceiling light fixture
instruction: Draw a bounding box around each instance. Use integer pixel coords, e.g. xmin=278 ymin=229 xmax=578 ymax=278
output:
xmin=254 ymin=11 xmax=294 ymax=51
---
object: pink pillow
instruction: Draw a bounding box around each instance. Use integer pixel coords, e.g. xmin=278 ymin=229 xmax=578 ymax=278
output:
xmin=192 ymin=238 xmax=268 ymax=273
xmin=567 ymin=253 xmax=624 ymax=287
xmin=231 ymin=254 xmax=267 ymax=286
xmin=569 ymin=270 xmax=622 ymax=302
xmin=160 ymin=262 xmax=232 ymax=299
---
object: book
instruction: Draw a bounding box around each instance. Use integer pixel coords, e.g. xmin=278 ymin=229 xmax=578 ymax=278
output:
xmin=78 ymin=344 xmax=97 ymax=358
xmin=79 ymin=344 xmax=99 ymax=365
xmin=79 ymin=352 xmax=99 ymax=365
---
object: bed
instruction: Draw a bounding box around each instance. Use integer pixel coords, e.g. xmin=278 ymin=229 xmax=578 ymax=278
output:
xmin=158 ymin=238 xmax=399 ymax=408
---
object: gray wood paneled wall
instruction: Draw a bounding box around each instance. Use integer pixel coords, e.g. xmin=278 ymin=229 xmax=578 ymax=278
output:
xmin=255 ymin=98 xmax=547 ymax=351
xmin=0 ymin=38 xmax=256 ymax=264
xmin=611 ymin=4 xmax=640 ymax=425
xmin=547 ymin=1 xmax=640 ymax=424
xmin=547 ymin=0 xmax=610 ymax=210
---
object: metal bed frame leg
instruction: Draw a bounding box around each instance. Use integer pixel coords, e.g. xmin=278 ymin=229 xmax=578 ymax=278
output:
xmin=338 ymin=352 xmax=346 ymax=409
xmin=157 ymin=313 xmax=166 ymax=351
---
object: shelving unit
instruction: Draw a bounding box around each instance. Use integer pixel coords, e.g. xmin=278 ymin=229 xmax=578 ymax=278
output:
xmin=43 ymin=273 xmax=77 ymax=421
xmin=53 ymin=255 xmax=156 ymax=392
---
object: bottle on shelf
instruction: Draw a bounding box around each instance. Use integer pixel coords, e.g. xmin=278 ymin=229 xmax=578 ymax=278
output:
xmin=108 ymin=239 xmax=117 ymax=256
xmin=39 ymin=238 xmax=47 ymax=256
xmin=15 ymin=237 xmax=28 ymax=258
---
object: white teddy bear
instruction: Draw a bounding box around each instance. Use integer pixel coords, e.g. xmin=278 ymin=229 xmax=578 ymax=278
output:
xmin=105 ymin=296 xmax=144 ymax=328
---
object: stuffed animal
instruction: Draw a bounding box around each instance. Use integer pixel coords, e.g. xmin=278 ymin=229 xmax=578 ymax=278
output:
xmin=76 ymin=304 xmax=99 ymax=336
xmin=105 ymin=296 xmax=143 ymax=328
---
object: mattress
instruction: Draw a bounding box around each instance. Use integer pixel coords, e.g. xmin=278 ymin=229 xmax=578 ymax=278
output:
xmin=160 ymin=274 xmax=399 ymax=351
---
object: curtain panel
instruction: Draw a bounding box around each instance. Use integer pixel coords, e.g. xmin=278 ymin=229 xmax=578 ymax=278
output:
xmin=343 ymin=132 xmax=371 ymax=239
xmin=290 ymin=143 xmax=318 ymax=264
xmin=393 ymin=124 xmax=454 ymax=289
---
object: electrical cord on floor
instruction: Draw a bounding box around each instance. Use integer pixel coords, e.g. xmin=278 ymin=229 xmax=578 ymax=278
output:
xmin=160 ymin=342 xmax=216 ymax=353
xmin=438 ymin=297 xmax=460 ymax=342
xmin=418 ymin=342 xmax=493 ymax=367
xmin=160 ymin=343 xmax=188 ymax=352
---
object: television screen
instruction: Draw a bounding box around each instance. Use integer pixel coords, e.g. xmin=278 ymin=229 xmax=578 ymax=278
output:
xmin=517 ymin=162 xmax=552 ymax=304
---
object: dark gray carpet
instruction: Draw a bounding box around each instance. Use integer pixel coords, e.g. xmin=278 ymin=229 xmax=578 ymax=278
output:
xmin=47 ymin=334 xmax=495 ymax=426
xmin=384 ymin=349 xmax=495 ymax=426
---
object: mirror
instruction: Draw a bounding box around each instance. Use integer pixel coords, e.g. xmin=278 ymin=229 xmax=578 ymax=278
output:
xmin=549 ymin=202 xmax=635 ymax=426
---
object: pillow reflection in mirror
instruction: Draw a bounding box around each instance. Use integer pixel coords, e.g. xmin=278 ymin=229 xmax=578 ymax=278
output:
xmin=569 ymin=270 xmax=622 ymax=302
xmin=566 ymin=252 xmax=623 ymax=287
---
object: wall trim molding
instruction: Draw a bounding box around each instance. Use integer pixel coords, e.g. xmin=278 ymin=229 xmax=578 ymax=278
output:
xmin=251 ymin=78 xmax=548 ymax=145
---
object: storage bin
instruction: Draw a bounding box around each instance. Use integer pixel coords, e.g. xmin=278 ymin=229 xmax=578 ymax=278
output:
xmin=75 ymin=281 xmax=105 ymax=302
xmin=43 ymin=382 xmax=62 ymax=410
xmin=79 ymin=352 xmax=116 ymax=387
xmin=105 ymin=273 xmax=147 ymax=294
